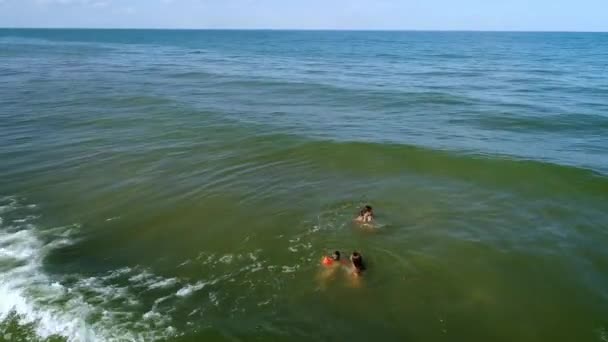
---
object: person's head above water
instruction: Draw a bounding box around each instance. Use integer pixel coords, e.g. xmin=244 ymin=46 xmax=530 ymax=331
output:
xmin=358 ymin=205 xmax=373 ymax=217
xmin=350 ymin=251 xmax=365 ymax=273
xmin=322 ymin=250 xmax=341 ymax=266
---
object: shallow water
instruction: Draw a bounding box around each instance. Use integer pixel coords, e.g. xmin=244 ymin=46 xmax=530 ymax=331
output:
xmin=1 ymin=29 xmax=607 ymax=341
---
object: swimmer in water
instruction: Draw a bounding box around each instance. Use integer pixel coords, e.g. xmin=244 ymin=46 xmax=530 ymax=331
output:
xmin=318 ymin=250 xmax=343 ymax=289
xmin=322 ymin=251 xmax=342 ymax=267
xmin=350 ymin=251 xmax=365 ymax=276
xmin=356 ymin=205 xmax=374 ymax=223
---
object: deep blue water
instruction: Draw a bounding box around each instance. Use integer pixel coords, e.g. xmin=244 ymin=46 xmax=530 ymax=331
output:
xmin=2 ymin=30 xmax=608 ymax=173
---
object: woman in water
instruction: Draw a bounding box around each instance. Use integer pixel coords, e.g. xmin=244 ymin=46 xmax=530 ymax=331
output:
xmin=356 ymin=205 xmax=374 ymax=223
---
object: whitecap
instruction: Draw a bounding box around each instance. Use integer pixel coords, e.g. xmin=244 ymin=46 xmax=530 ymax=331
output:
xmin=142 ymin=310 xmax=162 ymax=321
xmin=0 ymin=197 xmax=176 ymax=341
xmin=128 ymin=270 xmax=153 ymax=283
xmin=208 ymin=292 xmax=219 ymax=307
xmin=257 ymin=299 xmax=272 ymax=306
xmin=104 ymin=267 xmax=133 ymax=280
xmin=250 ymin=263 xmax=264 ymax=273
xmin=154 ymin=295 xmax=173 ymax=306
xmin=219 ymin=254 xmax=233 ymax=264
xmin=178 ymin=259 xmax=191 ymax=267
xmin=146 ymin=277 xmax=179 ymax=290
xmin=176 ymin=281 xmax=207 ymax=297
xmin=0 ymin=222 xmax=103 ymax=341
xmin=281 ymin=265 xmax=299 ymax=273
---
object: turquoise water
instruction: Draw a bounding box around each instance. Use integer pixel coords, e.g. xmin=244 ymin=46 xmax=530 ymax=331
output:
xmin=1 ymin=29 xmax=607 ymax=341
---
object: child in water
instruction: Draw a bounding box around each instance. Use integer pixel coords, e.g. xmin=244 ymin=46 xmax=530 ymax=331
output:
xmin=356 ymin=205 xmax=374 ymax=223
xmin=322 ymin=251 xmax=342 ymax=266
xmin=318 ymin=250 xmax=344 ymax=289
xmin=350 ymin=251 xmax=365 ymax=276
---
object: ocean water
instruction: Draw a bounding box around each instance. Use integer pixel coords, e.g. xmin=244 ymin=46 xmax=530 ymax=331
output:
xmin=0 ymin=29 xmax=607 ymax=341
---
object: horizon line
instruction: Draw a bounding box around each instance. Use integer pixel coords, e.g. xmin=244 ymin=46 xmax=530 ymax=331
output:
xmin=1 ymin=26 xmax=607 ymax=33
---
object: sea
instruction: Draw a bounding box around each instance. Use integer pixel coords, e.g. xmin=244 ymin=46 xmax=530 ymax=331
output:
xmin=0 ymin=29 xmax=607 ymax=341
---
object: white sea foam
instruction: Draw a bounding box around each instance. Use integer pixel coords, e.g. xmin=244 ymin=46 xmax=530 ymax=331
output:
xmin=208 ymin=292 xmax=219 ymax=307
xmin=128 ymin=270 xmax=179 ymax=291
xmin=142 ymin=310 xmax=163 ymax=321
xmin=104 ymin=266 xmax=133 ymax=279
xmin=195 ymin=252 xmax=216 ymax=264
xmin=176 ymin=281 xmax=207 ymax=297
xmin=0 ymin=197 xmax=177 ymax=342
xmin=147 ymin=277 xmax=179 ymax=290
xmin=128 ymin=270 xmax=153 ymax=283
xmin=219 ymin=254 xmax=234 ymax=264
xmin=154 ymin=295 xmax=173 ymax=306
xmin=0 ymin=200 xmax=289 ymax=341
xmin=250 ymin=263 xmax=264 ymax=273
xmin=0 ymin=197 xmax=17 ymax=215
xmin=281 ymin=265 xmax=299 ymax=273
xmin=177 ymin=259 xmax=191 ymax=267
xmin=257 ymin=299 xmax=272 ymax=307
xmin=0 ymin=203 xmax=102 ymax=341
xmin=598 ymin=327 xmax=608 ymax=342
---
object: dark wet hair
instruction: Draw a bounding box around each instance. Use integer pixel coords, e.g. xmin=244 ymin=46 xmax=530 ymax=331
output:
xmin=365 ymin=205 xmax=373 ymax=212
xmin=332 ymin=251 xmax=341 ymax=260
xmin=351 ymin=252 xmax=365 ymax=271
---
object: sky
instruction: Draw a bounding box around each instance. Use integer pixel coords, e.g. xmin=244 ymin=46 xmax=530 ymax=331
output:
xmin=0 ymin=0 xmax=607 ymax=31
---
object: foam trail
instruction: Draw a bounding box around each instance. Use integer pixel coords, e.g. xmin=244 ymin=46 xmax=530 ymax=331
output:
xmin=0 ymin=199 xmax=100 ymax=340
xmin=0 ymin=197 xmax=178 ymax=341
